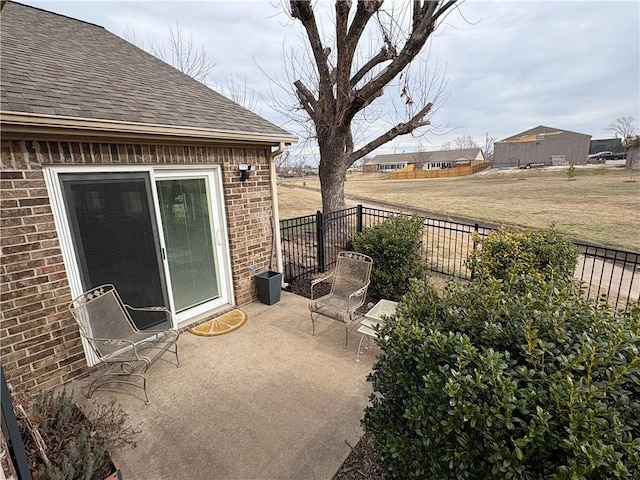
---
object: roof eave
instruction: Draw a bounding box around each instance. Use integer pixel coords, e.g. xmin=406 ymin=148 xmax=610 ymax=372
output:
xmin=0 ymin=111 xmax=298 ymax=146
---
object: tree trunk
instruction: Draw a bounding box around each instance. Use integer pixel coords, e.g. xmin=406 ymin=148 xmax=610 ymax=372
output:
xmin=318 ymin=131 xmax=349 ymax=213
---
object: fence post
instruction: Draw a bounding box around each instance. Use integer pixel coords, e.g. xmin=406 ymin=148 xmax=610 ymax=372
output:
xmin=316 ymin=210 xmax=325 ymax=273
xmin=356 ymin=204 xmax=363 ymax=233
xmin=470 ymin=223 xmax=479 ymax=280
xmin=1 ymin=367 xmax=33 ymax=480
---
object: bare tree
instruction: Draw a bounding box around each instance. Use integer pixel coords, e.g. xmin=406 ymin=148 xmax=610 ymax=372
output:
xmin=276 ymin=150 xmax=309 ymax=177
xmin=123 ymin=24 xmax=216 ymax=83
xmin=275 ymin=148 xmax=291 ymax=171
xmin=442 ymin=134 xmax=478 ymax=150
xmin=213 ymin=74 xmax=260 ymax=112
xmin=483 ymin=133 xmax=497 ymax=161
xmin=283 ymin=1 xmax=460 ymax=213
xmin=607 ymin=117 xmax=636 ymax=148
xmin=124 ymin=26 xmax=262 ymax=111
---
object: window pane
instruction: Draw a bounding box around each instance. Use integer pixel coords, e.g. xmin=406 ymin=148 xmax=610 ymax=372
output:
xmin=61 ymin=174 xmax=168 ymax=329
xmin=157 ymin=178 xmax=219 ymax=312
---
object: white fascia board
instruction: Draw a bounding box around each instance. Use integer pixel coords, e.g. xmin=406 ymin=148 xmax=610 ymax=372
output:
xmin=0 ymin=111 xmax=298 ymax=145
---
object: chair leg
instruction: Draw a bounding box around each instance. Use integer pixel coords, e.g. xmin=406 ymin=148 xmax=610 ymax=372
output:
xmin=356 ymin=334 xmax=366 ymax=362
xmin=344 ymin=326 xmax=349 ymax=349
xmin=310 ymin=312 xmax=317 ymax=336
xmin=87 ymin=371 xmax=150 ymax=404
xmin=141 ymin=376 xmax=149 ymax=405
xmin=173 ymin=344 xmax=181 ymax=368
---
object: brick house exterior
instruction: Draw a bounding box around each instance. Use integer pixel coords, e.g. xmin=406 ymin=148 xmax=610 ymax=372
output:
xmin=1 ymin=2 xmax=295 ymax=393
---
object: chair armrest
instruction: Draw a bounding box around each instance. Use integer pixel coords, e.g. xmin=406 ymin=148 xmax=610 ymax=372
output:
xmin=310 ymin=273 xmax=335 ymax=300
xmin=124 ymin=305 xmax=173 ymax=333
xmin=347 ymin=281 xmax=370 ymax=310
xmin=125 ymin=305 xmax=170 ymax=314
xmin=125 ymin=305 xmax=169 ymax=311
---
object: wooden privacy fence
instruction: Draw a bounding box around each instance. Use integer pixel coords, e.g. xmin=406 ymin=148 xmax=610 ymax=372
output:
xmin=388 ymin=161 xmax=492 ymax=180
xmin=280 ymin=205 xmax=639 ymax=310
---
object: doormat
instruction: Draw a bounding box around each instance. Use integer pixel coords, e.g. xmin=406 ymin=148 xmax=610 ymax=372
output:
xmin=189 ymin=309 xmax=248 ymax=337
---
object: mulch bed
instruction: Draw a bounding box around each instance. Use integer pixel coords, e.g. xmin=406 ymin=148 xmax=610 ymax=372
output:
xmin=333 ymin=434 xmax=385 ymax=480
xmin=288 ymin=278 xmax=385 ymax=480
xmin=287 ymin=276 xmax=326 ymax=299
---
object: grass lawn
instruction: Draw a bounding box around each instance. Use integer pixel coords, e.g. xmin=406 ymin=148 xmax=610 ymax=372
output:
xmin=278 ymin=166 xmax=640 ymax=251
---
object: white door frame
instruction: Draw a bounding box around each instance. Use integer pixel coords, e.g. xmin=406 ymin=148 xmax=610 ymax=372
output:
xmin=153 ymin=168 xmax=234 ymax=324
xmin=44 ymin=164 xmax=234 ymax=359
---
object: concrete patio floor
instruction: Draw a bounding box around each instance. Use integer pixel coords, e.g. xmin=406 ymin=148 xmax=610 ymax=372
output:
xmin=70 ymin=291 xmax=379 ymax=480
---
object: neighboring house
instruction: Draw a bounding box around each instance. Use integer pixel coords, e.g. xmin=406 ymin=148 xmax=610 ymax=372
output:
xmin=0 ymin=2 xmax=296 ymax=393
xmin=589 ymin=138 xmax=623 ymax=155
xmin=363 ymin=149 xmax=485 ymax=173
xmin=493 ymin=126 xmax=591 ymax=167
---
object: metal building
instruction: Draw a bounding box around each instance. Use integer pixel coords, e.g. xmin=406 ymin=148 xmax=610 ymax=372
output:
xmin=493 ymin=125 xmax=591 ymax=168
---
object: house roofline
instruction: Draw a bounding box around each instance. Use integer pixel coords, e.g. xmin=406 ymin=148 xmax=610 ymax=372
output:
xmin=497 ymin=125 xmax=591 ymax=143
xmin=0 ymin=111 xmax=298 ymax=146
xmin=5 ymin=0 xmax=105 ymax=29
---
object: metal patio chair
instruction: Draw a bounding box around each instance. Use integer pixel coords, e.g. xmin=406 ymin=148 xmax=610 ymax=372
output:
xmin=69 ymin=284 xmax=180 ymax=404
xmin=309 ymin=251 xmax=373 ymax=348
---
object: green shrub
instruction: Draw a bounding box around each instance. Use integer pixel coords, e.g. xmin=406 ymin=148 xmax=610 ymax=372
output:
xmin=468 ymin=225 xmax=578 ymax=285
xmin=363 ymin=248 xmax=640 ymax=478
xmin=353 ymin=215 xmax=426 ymax=301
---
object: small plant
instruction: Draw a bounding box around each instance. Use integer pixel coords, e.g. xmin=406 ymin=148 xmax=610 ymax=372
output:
xmin=353 ymin=215 xmax=425 ymax=301
xmin=16 ymin=389 xmax=139 ymax=480
xmin=566 ymin=163 xmax=576 ymax=180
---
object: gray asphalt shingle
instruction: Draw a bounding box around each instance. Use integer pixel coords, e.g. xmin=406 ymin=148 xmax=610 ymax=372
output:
xmin=1 ymin=1 xmax=292 ymax=138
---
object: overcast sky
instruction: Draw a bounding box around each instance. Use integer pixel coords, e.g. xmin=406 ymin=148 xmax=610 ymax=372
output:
xmin=19 ymin=0 xmax=640 ymax=159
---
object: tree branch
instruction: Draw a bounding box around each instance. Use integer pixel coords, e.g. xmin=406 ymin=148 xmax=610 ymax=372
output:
xmin=290 ymin=1 xmax=332 ymax=94
xmin=337 ymin=2 xmax=384 ymax=118
xmin=347 ymin=1 xmax=384 ymax=54
xmin=346 ymin=0 xmax=458 ymax=122
xmin=346 ymin=129 xmax=354 ymax=156
xmin=350 ymin=47 xmax=395 ymax=87
xmin=349 ymin=102 xmax=433 ymax=162
xmin=294 ymin=79 xmax=318 ymax=122
xmin=335 ymin=1 xmax=351 ymax=113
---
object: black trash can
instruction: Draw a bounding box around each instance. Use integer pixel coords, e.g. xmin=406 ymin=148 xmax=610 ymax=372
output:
xmin=255 ymin=270 xmax=282 ymax=305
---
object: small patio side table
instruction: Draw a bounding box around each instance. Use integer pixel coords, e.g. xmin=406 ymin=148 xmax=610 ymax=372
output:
xmin=356 ymin=299 xmax=398 ymax=362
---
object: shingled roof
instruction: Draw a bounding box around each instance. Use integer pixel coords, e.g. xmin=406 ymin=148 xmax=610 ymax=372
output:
xmin=0 ymin=1 xmax=295 ymax=143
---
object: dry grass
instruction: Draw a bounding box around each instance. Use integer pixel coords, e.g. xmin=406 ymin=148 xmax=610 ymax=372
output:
xmin=278 ymin=167 xmax=640 ymax=251
xmin=277 ymin=181 xmax=356 ymax=218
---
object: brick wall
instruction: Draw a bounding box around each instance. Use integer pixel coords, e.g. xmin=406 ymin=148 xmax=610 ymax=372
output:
xmin=1 ymin=139 xmax=274 ymax=393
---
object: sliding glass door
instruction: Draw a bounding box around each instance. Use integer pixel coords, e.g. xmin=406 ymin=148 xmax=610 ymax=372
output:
xmin=156 ymin=177 xmax=220 ymax=313
xmin=60 ymin=173 xmax=169 ymax=329
xmin=57 ymin=168 xmax=230 ymax=330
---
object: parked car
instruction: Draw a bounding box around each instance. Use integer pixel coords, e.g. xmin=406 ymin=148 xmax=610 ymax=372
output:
xmin=588 ymin=151 xmax=627 ymax=161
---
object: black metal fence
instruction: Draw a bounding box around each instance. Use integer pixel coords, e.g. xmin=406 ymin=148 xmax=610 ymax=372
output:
xmin=574 ymin=243 xmax=639 ymax=310
xmin=280 ymin=205 xmax=639 ymax=310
